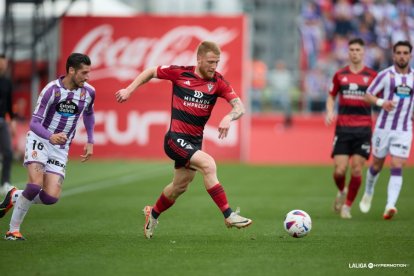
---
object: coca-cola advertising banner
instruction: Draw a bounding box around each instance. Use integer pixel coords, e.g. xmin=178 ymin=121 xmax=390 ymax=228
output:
xmin=60 ymin=16 xmax=247 ymax=160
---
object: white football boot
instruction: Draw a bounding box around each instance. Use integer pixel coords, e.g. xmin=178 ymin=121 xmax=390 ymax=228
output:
xmin=340 ymin=204 xmax=352 ymax=219
xmin=143 ymin=206 xmax=158 ymax=239
xmin=333 ymin=187 xmax=347 ymax=213
xmin=224 ymin=207 xmax=252 ymax=229
xmin=359 ymin=193 xmax=373 ymax=214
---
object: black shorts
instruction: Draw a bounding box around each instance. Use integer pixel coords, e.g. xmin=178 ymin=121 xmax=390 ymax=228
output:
xmin=331 ymin=132 xmax=371 ymax=160
xmin=164 ymin=132 xmax=202 ymax=169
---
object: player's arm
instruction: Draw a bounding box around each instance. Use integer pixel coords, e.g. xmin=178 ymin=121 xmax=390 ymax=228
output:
xmin=364 ymin=93 xmax=395 ymax=112
xmin=81 ymin=109 xmax=95 ymax=162
xmin=325 ymin=95 xmax=336 ymax=126
xmin=218 ymin=97 xmax=245 ymax=139
xmin=115 ymin=67 xmax=158 ymax=103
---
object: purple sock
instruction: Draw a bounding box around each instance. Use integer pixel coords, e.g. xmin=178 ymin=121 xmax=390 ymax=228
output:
xmin=369 ymin=166 xmax=379 ymax=176
xmin=390 ymin=167 xmax=402 ymax=176
xmin=39 ymin=190 xmax=59 ymax=205
xmin=22 ymin=183 xmax=41 ymax=200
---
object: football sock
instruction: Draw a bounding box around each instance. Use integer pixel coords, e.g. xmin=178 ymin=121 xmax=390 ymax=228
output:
xmin=9 ymin=195 xmax=32 ymax=232
xmin=365 ymin=166 xmax=380 ymax=195
xmin=9 ymin=184 xmax=41 ymax=232
xmin=333 ymin=173 xmax=345 ymax=192
xmin=207 ymin=183 xmax=231 ymax=218
xmin=152 ymin=193 xmax=175 ymax=219
xmin=11 ymin=190 xmax=22 ymax=204
xmin=345 ymin=175 xmax=361 ymax=207
xmin=386 ymin=168 xmax=402 ymax=209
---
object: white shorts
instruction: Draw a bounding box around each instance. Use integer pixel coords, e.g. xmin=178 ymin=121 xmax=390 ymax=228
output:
xmin=23 ymin=131 xmax=68 ymax=178
xmin=372 ymin=129 xmax=413 ymax=159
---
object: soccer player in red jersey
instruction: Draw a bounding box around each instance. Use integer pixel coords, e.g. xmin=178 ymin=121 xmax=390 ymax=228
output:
xmin=115 ymin=41 xmax=252 ymax=238
xmin=325 ymin=38 xmax=377 ymax=219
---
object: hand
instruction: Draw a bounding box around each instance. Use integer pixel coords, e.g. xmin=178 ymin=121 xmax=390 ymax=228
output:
xmin=325 ymin=112 xmax=335 ymax=126
xmin=383 ymin=100 xmax=396 ymax=112
xmin=80 ymin=143 xmax=93 ymax=162
xmin=218 ymin=115 xmax=232 ymax=139
xmin=115 ymin=89 xmax=131 ymax=103
xmin=49 ymin=132 xmax=68 ymax=145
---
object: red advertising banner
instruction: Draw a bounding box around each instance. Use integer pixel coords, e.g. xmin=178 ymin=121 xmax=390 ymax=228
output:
xmin=60 ymin=16 xmax=247 ymax=160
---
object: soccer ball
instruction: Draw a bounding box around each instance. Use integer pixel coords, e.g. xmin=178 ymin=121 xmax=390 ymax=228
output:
xmin=283 ymin=210 xmax=312 ymax=238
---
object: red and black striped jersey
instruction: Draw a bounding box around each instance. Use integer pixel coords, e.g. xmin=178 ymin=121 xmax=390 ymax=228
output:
xmin=329 ymin=66 xmax=377 ymax=134
xmin=157 ymin=65 xmax=238 ymax=139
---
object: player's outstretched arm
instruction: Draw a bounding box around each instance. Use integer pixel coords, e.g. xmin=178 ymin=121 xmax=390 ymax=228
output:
xmin=115 ymin=67 xmax=158 ymax=103
xmin=218 ymin=97 xmax=245 ymax=139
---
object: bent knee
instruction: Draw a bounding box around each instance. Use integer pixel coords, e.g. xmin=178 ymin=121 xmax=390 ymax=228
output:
xmin=39 ymin=190 xmax=59 ymax=205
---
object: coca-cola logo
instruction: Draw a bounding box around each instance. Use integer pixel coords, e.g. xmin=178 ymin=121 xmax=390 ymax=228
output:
xmin=72 ymin=25 xmax=238 ymax=81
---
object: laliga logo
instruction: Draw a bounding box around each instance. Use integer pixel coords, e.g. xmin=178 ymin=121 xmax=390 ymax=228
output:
xmin=72 ymin=25 xmax=238 ymax=81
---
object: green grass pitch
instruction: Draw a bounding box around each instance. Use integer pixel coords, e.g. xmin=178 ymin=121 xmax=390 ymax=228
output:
xmin=0 ymin=160 xmax=413 ymax=275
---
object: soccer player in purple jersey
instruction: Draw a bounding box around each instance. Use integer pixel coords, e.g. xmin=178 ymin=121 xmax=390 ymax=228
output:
xmin=115 ymin=41 xmax=252 ymax=239
xmin=0 ymin=53 xmax=95 ymax=240
xmin=359 ymin=41 xmax=414 ymax=220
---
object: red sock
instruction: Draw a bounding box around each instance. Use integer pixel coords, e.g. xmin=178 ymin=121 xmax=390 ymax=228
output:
xmin=207 ymin=183 xmax=230 ymax=212
xmin=153 ymin=193 xmax=175 ymax=214
xmin=333 ymin=173 xmax=345 ymax=192
xmin=345 ymin=175 xmax=362 ymax=206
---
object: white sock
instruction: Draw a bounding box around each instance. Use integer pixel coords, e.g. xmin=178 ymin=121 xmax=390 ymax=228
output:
xmin=386 ymin=175 xmax=403 ymax=209
xmin=365 ymin=168 xmax=380 ymax=196
xmin=11 ymin=190 xmax=23 ymax=204
xmin=9 ymin=195 xmax=33 ymax=233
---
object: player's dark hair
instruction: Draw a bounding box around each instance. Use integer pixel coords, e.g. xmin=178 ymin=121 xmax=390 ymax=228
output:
xmin=348 ymin=38 xmax=365 ymax=47
xmin=0 ymin=53 xmax=6 ymax=59
xmin=66 ymin=53 xmax=91 ymax=73
xmin=393 ymin=40 xmax=413 ymax=53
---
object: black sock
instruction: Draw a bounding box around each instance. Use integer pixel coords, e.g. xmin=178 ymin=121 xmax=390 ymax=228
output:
xmin=151 ymin=209 xmax=160 ymax=219
xmin=223 ymin=208 xmax=233 ymax=218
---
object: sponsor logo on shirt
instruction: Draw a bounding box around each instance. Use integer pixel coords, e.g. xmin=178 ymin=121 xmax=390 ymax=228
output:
xmin=342 ymin=83 xmax=366 ymax=100
xmin=394 ymin=84 xmax=412 ymax=98
xmin=56 ymin=100 xmax=79 ymax=117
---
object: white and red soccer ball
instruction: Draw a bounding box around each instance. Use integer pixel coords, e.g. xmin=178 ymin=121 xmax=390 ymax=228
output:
xmin=283 ymin=210 xmax=312 ymax=238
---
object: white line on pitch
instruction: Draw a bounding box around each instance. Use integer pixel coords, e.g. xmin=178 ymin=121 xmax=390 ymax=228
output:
xmin=61 ymin=165 xmax=171 ymax=198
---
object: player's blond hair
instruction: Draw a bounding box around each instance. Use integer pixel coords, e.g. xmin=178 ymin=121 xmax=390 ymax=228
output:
xmin=197 ymin=41 xmax=221 ymax=56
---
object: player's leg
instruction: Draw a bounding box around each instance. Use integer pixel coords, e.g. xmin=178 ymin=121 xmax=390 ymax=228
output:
xmin=190 ymin=150 xmax=252 ymax=228
xmin=340 ymin=154 xmax=365 ymax=219
xmin=360 ymin=130 xmax=388 ymax=214
xmin=383 ymin=132 xmax=412 ymax=219
xmin=5 ymin=162 xmax=44 ymax=240
xmin=143 ymin=168 xmax=196 ymax=239
xmin=332 ymin=155 xmax=349 ymax=213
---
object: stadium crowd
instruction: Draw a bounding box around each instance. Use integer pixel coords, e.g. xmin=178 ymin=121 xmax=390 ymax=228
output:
xmin=252 ymin=0 xmax=414 ymax=114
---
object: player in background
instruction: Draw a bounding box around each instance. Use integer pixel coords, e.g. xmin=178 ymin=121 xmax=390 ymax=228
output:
xmin=0 ymin=53 xmax=95 ymax=240
xmin=359 ymin=40 xmax=414 ymax=220
xmin=115 ymin=41 xmax=252 ymax=239
xmin=325 ymin=38 xmax=377 ymax=219
xmin=0 ymin=54 xmax=16 ymax=195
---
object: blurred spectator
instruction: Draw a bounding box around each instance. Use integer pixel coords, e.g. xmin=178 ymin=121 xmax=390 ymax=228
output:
xmin=303 ymin=64 xmax=327 ymax=113
xmin=299 ymin=0 xmax=414 ymax=114
xmin=267 ymin=60 xmax=293 ymax=127
xmin=0 ymin=54 xmax=16 ymax=195
xmin=250 ymin=58 xmax=267 ymax=113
